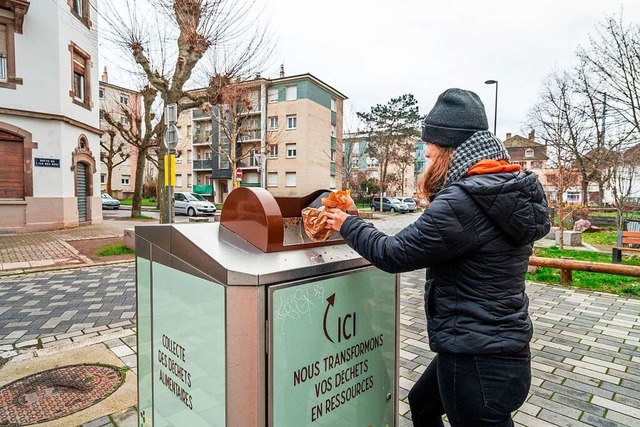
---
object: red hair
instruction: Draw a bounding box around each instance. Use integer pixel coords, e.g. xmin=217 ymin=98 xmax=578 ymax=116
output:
xmin=417 ymin=145 xmax=455 ymax=199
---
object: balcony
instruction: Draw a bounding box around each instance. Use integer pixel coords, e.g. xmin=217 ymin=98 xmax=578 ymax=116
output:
xmin=237 ymin=129 xmax=262 ymax=142
xmin=193 ymin=159 xmax=214 ymax=171
xmin=192 ymin=133 xmax=212 ymax=146
xmin=331 ymin=111 xmax=337 ymax=125
xmin=192 ymin=109 xmax=210 ymax=120
xmin=237 ymin=157 xmax=261 ymax=169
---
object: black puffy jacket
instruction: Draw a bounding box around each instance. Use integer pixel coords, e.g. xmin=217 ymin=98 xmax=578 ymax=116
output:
xmin=340 ymin=170 xmax=550 ymax=354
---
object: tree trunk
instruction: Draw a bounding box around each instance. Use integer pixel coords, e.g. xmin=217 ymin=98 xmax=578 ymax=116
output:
xmin=131 ymin=147 xmax=146 ymax=217
xmin=157 ymin=148 xmax=171 ymax=224
xmin=106 ymin=167 xmax=113 ymax=195
xmin=581 ymin=173 xmax=589 ymax=206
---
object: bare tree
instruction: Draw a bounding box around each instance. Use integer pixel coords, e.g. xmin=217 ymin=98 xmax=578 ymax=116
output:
xmin=528 ymin=71 xmax=584 ymax=248
xmin=205 ymin=81 xmax=262 ymax=190
xmin=101 ymin=0 xmax=271 ymax=222
xmin=100 ymin=129 xmax=130 ymax=196
xmin=578 ymin=13 xmax=640 ymax=135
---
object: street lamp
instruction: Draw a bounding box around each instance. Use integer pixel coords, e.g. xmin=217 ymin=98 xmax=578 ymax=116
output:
xmin=484 ymin=79 xmax=498 ymax=136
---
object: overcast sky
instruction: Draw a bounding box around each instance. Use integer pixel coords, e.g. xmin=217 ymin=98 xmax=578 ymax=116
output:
xmin=100 ymin=0 xmax=640 ymax=140
xmin=262 ymin=0 xmax=640 ymax=139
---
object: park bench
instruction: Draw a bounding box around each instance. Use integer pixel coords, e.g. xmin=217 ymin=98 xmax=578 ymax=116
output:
xmin=612 ymin=220 xmax=640 ymax=263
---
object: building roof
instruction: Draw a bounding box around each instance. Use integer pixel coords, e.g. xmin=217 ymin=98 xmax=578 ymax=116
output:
xmin=503 ymin=134 xmax=544 ymax=148
xmin=269 ymin=73 xmax=348 ymax=100
xmin=99 ymin=81 xmax=140 ymax=95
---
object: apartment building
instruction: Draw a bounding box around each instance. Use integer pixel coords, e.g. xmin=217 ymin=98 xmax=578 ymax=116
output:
xmin=0 ymin=0 xmax=101 ymax=232
xmin=99 ymin=68 xmax=142 ymax=199
xmin=172 ymin=71 xmax=347 ymax=202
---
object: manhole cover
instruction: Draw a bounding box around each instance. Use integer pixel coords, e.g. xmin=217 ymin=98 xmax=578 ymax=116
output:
xmin=0 ymin=364 xmax=124 ymax=426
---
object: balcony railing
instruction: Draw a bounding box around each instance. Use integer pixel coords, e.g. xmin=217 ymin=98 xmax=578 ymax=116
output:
xmin=238 ymin=156 xmax=260 ymax=168
xmin=0 ymin=56 xmax=7 ymax=82
xmin=237 ymin=129 xmax=262 ymax=142
xmin=192 ymin=133 xmax=212 ymax=145
xmin=193 ymin=159 xmax=214 ymax=171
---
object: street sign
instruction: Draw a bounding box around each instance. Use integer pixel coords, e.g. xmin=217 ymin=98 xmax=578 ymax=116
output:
xmin=235 ymin=168 xmax=243 ymax=179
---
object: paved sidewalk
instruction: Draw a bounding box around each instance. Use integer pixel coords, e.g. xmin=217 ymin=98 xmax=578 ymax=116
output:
xmin=0 ymin=220 xmax=139 ymax=274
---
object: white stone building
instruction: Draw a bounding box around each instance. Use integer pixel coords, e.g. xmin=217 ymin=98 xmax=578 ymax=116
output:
xmin=0 ymin=0 xmax=101 ymax=232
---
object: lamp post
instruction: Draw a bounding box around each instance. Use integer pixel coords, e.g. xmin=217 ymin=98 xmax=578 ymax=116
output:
xmin=484 ymin=80 xmax=498 ymax=136
xmin=164 ymin=104 xmax=179 ymax=223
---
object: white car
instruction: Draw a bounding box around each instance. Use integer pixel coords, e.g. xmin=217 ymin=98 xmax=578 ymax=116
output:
xmin=400 ymin=197 xmax=417 ymax=212
xmin=174 ymin=192 xmax=216 ymax=217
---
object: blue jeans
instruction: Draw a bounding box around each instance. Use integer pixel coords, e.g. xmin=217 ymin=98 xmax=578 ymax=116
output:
xmin=407 ymin=346 xmax=531 ymax=427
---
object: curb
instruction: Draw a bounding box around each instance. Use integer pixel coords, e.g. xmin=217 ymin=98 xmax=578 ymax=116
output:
xmin=0 ymin=259 xmax=135 ymax=278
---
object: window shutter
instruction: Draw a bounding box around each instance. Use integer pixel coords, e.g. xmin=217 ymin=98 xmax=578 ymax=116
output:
xmin=73 ymin=50 xmax=85 ymax=74
xmin=0 ymin=25 xmax=7 ymax=57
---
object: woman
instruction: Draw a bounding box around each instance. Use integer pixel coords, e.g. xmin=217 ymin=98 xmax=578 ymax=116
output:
xmin=325 ymin=88 xmax=550 ymax=427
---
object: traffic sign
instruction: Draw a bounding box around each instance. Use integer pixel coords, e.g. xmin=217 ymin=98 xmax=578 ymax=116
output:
xmin=235 ymin=168 xmax=243 ymax=179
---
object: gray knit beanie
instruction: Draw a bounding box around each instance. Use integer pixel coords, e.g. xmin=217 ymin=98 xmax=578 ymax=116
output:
xmin=421 ymin=88 xmax=489 ymax=147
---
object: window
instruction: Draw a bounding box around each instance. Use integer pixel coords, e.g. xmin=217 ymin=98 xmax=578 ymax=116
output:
xmin=121 ymin=175 xmax=130 ymax=185
xmin=330 ymin=149 xmax=336 ymax=162
xmin=287 ymin=115 xmax=297 ymax=129
xmin=331 ymin=98 xmax=337 ymax=112
xmin=0 ymin=18 xmax=23 ymax=90
xmin=268 ymin=116 xmax=279 ymax=130
xmin=286 ymin=86 xmax=297 ymax=101
xmin=100 ymin=174 xmax=106 ymax=184
xmin=269 ymin=144 xmax=278 ymax=158
xmin=0 ymin=24 xmax=8 ymax=83
xmin=286 ymin=143 xmax=297 ymax=158
xmin=267 ymin=172 xmax=278 ymax=187
xmin=70 ymin=43 xmax=92 ymax=109
xmin=329 ymin=176 xmax=336 ymax=190
xmin=70 ymin=0 xmax=91 ymax=28
xmin=99 ymin=88 xmax=104 ymax=98
xmin=285 ymin=172 xmax=296 ymax=187
xmin=532 ymin=161 xmax=542 ymax=169
xmin=268 ymin=89 xmax=278 ymax=103
xmin=331 ymin=125 xmax=336 ymax=137
xmin=187 ymin=149 xmax=192 ymax=163
xmin=524 ymin=148 xmax=534 ymax=158
xmin=187 ymin=174 xmax=192 ymax=187
xmin=176 ymin=174 xmax=183 ymax=187
xmin=120 ymin=116 xmax=129 ymax=125
xmin=120 ymin=94 xmax=129 ymax=105
xmin=99 ymin=109 xmax=104 ymax=121
xmin=566 ymin=191 xmax=580 ymax=203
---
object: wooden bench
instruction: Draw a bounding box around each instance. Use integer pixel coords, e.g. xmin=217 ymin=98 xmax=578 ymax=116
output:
xmin=612 ymin=230 xmax=640 ymax=263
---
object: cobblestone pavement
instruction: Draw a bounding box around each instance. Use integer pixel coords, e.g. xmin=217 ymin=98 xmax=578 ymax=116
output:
xmin=0 ymin=221 xmax=132 ymax=271
xmin=0 ymin=213 xmax=639 ymax=426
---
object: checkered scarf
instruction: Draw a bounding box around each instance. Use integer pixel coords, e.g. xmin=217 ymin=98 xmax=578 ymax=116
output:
xmin=443 ymin=130 xmax=510 ymax=188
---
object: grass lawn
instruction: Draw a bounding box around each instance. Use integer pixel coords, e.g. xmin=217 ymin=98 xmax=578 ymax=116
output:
xmin=119 ymin=198 xmax=157 ymax=207
xmin=528 ymin=246 xmax=640 ymax=296
xmin=96 ymin=242 xmax=135 ymax=257
xmin=581 ymin=230 xmax=617 ymax=246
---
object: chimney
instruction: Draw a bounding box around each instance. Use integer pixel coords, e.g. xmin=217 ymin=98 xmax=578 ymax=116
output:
xmin=506 ymin=132 xmax=512 ymax=139
xmin=255 ymin=72 xmax=261 ymax=79
xmin=101 ymin=66 xmax=109 ymax=83
xmin=528 ymin=130 xmax=535 ymax=140
xmin=279 ymin=64 xmax=285 ymax=78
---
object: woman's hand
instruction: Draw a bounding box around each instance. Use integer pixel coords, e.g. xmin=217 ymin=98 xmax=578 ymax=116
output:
xmin=324 ymin=208 xmax=349 ymax=231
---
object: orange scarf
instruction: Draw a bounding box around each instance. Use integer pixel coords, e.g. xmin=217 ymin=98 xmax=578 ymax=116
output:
xmin=465 ymin=159 xmax=521 ymax=177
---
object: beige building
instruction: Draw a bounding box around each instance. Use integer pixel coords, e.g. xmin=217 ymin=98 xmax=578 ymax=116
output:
xmin=172 ymin=70 xmax=347 ymax=202
xmin=98 ymin=69 xmax=142 ymax=199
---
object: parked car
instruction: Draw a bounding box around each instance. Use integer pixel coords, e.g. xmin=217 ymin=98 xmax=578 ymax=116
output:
xmin=371 ymin=197 xmax=409 ymax=213
xmin=101 ymin=192 xmax=120 ymax=210
xmin=174 ymin=192 xmax=216 ymax=217
xmin=400 ymin=197 xmax=417 ymax=212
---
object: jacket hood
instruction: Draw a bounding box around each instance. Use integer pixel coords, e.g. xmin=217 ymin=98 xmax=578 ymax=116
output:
xmin=454 ymin=170 xmax=550 ymax=245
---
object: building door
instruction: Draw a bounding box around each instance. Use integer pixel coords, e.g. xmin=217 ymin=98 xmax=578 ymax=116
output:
xmin=76 ymin=162 xmax=88 ymax=222
xmin=0 ymin=131 xmax=25 ymax=199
